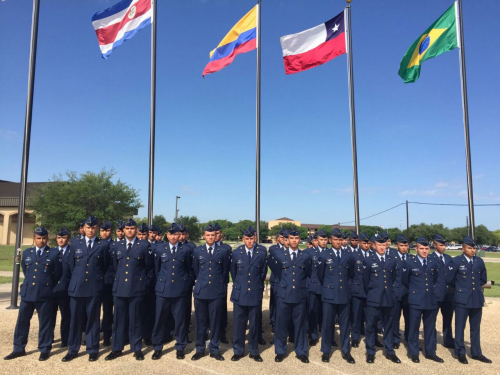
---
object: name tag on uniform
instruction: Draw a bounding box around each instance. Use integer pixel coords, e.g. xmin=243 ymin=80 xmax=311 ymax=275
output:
xmin=237 ymin=259 xmax=243 ymax=265
xmin=198 ymin=256 xmax=204 ymax=260
xmin=116 ymin=251 xmax=122 ymax=256
xmin=412 ymin=268 xmax=419 ymax=272
xmin=459 ymin=265 xmax=466 ymax=270
xmin=26 ymin=257 xmax=32 ymax=262
xmin=76 ymin=249 xmax=83 ymax=255
xmin=356 ymin=260 xmax=363 ymax=265
xmin=326 ymin=259 xmax=333 ymax=264
xmin=371 ymin=263 xmax=378 ymax=268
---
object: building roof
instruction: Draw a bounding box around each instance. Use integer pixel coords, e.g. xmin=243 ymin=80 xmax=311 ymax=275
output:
xmin=0 ymin=180 xmax=52 ymax=207
xmin=275 ymin=217 xmax=294 ymax=221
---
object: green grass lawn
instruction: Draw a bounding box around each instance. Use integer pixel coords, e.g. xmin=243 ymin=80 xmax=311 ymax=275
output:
xmin=0 ymin=245 xmax=30 ymax=272
xmin=0 ymin=276 xmax=23 ymax=284
xmin=485 ymin=263 xmax=500 ymax=297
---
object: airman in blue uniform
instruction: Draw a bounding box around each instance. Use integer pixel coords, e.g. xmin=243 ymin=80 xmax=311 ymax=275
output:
xmin=179 ymin=225 xmax=195 ymax=341
xmin=340 ymin=232 xmax=350 ymax=252
xmin=402 ymin=236 xmax=442 ymax=363
xmin=214 ymin=222 xmax=231 ymax=344
xmin=304 ymin=229 xmax=328 ymax=346
xmin=318 ymin=228 xmax=355 ymax=364
xmin=349 ymin=231 xmax=359 ymax=252
xmin=363 ymin=235 xmax=400 ymax=364
xmin=430 ymin=233 xmax=455 ymax=349
xmin=51 ymin=228 xmax=71 ymax=349
xmin=446 ymin=236 xmax=491 ymax=364
xmin=151 ymin=223 xmax=192 ymax=360
xmin=269 ymin=227 xmax=312 ymax=364
xmin=191 ymin=224 xmax=231 ymax=361
xmin=62 ymin=216 xmax=110 ymax=362
xmin=5 ymin=226 xmax=62 ymax=362
xmin=105 ymin=219 xmax=153 ymax=361
xmin=305 ymin=235 xmax=313 ymax=249
xmin=155 ymin=227 xmax=164 ymax=243
xmin=142 ymin=224 xmax=157 ymax=346
xmin=99 ymin=220 xmax=114 ymax=346
xmin=70 ymin=221 xmax=85 ymax=246
xmin=268 ymin=229 xmax=287 ymax=337
xmin=391 ymin=234 xmax=411 ymax=349
xmin=230 ymin=226 xmax=268 ymax=362
xmin=115 ymin=221 xmax=125 ymax=241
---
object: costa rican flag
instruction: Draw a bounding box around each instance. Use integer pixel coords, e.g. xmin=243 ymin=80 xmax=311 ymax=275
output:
xmin=91 ymin=0 xmax=152 ymax=59
xmin=280 ymin=11 xmax=346 ymax=74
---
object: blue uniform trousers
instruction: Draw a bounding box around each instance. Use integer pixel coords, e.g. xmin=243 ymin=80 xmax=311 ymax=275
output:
xmin=454 ymin=306 xmax=482 ymax=356
xmin=112 ymin=296 xmax=144 ymax=352
xmin=437 ymin=301 xmax=454 ymax=347
xmin=142 ymin=290 xmax=156 ymax=341
xmin=392 ymin=300 xmax=409 ymax=344
xmin=274 ymin=300 xmax=307 ymax=356
xmin=269 ymin=285 xmax=276 ymax=329
xmin=307 ymin=293 xmax=322 ymax=340
xmin=14 ymin=300 xmax=53 ymax=353
xmin=100 ymin=289 xmax=113 ymax=342
xmin=408 ymin=307 xmax=437 ymax=356
xmin=68 ymin=296 xmax=101 ymax=354
xmin=233 ymin=304 xmax=261 ymax=356
xmin=365 ymin=306 xmax=394 ymax=356
xmin=194 ymin=298 xmax=223 ymax=354
xmin=51 ymin=296 xmax=70 ymax=346
xmin=350 ymin=296 xmax=366 ymax=341
xmin=152 ymin=295 xmax=188 ymax=351
xmin=321 ymin=302 xmax=350 ymax=354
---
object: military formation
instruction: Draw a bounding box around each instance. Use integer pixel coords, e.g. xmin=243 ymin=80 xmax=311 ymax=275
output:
xmin=4 ymin=217 xmax=492 ymax=366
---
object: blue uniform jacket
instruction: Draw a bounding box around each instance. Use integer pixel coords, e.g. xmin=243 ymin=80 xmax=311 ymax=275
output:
xmin=317 ymin=249 xmax=353 ymax=304
xmin=362 ymin=254 xmax=397 ymax=307
xmin=153 ymin=242 xmax=192 ymax=298
xmin=112 ymin=239 xmax=153 ymax=297
xmin=350 ymin=249 xmax=368 ymax=298
xmin=304 ymin=247 xmax=324 ymax=295
xmin=445 ymin=254 xmax=487 ymax=309
xmin=392 ymin=251 xmax=411 ymax=302
xmin=20 ymin=246 xmax=62 ymax=302
xmin=104 ymin=239 xmax=115 ymax=287
xmin=268 ymin=244 xmax=283 ymax=292
xmin=192 ymin=244 xmax=231 ymax=300
xmin=230 ymin=245 xmax=268 ymax=306
xmin=429 ymin=251 xmax=454 ymax=303
xmin=53 ymin=247 xmax=71 ymax=297
xmin=270 ymin=248 xmax=312 ymax=304
xmin=68 ymin=238 xmax=110 ymax=298
xmin=401 ymin=256 xmax=439 ymax=309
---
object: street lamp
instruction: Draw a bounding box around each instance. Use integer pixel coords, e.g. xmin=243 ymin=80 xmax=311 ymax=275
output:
xmin=175 ymin=196 xmax=180 ymax=223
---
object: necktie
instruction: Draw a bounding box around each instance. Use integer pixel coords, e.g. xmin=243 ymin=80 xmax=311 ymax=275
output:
xmin=336 ymin=251 xmax=341 ymax=263
xmin=172 ymin=246 xmax=176 ymax=257
xmin=470 ymin=258 xmax=473 ymax=266
xmin=127 ymin=243 xmax=132 ymax=256
xmin=402 ymin=254 xmax=406 ymax=262
xmin=248 ymin=250 xmax=252 ymax=263
xmin=88 ymin=240 xmax=92 ymax=253
xmin=292 ymin=252 xmax=296 ymax=262
xmin=208 ymin=246 xmax=213 ymax=258
xmin=423 ymin=259 xmax=427 ymax=267
xmin=439 ymin=255 xmax=444 ymax=264
xmin=60 ymin=248 xmax=64 ymax=257
xmin=381 ymin=256 xmax=385 ymax=264
xmin=37 ymin=249 xmax=41 ymax=261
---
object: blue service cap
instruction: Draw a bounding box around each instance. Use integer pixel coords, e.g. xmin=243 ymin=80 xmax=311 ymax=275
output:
xmin=349 ymin=231 xmax=359 ymax=239
xmin=84 ymin=216 xmax=98 ymax=226
xmin=370 ymin=235 xmax=377 ymax=242
xmin=312 ymin=233 xmax=318 ymax=239
xmin=156 ymin=228 xmax=163 ymax=235
xmin=124 ymin=218 xmax=137 ymax=227
xmin=287 ymin=227 xmax=300 ymax=237
xmin=242 ymin=226 xmax=256 ymax=237
xmin=100 ymin=220 xmax=112 ymax=230
xmin=138 ymin=223 xmax=148 ymax=233
xmin=116 ymin=220 xmax=125 ymax=230
xmin=79 ymin=220 xmax=86 ymax=228
xmin=374 ymin=234 xmax=386 ymax=243
xmin=306 ymin=235 xmax=313 ymax=243
xmin=341 ymin=232 xmax=348 ymax=239
xmin=396 ymin=234 xmax=408 ymax=244
xmin=213 ymin=222 xmax=222 ymax=231
xmin=381 ymin=231 xmax=390 ymax=241
xmin=317 ymin=229 xmax=328 ymax=238
xmin=148 ymin=225 xmax=158 ymax=232
xmin=204 ymin=223 xmax=215 ymax=232
xmin=433 ymin=233 xmax=446 ymax=244
xmin=331 ymin=228 xmax=342 ymax=238
xmin=178 ymin=224 xmax=186 ymax=233
xmin=57 ymin=228 xmax=70 ymax=237
xmin=359 ymin=232 xmax=369 ymax=241
xmin=34 ymin=225 xmax=48 ymax=236
xmin=167 ymin=223 xmax=180 ymax=233
xmin=463 ymin=236 xmax=476 ymax=247
xmin=416 ymin=236 xmax=429 ymax=246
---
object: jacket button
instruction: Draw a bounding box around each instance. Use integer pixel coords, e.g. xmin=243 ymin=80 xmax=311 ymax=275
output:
xmin=126 ymin=271 xmax=128 ymax=274
xmin=209 ymin=281 xmax=211 ymax=284
xmin=127 ymin=257 xmax=130 ymax=260
xmin=426 ymin=289 xmax=428 ymax=291
xmin=292 ymin=286 xmax=295 ymax=289
xmin=32 ymin=282 xmax=35 ymax=285
xmin=86 ymin=271 xmax=88 ymax=274
xmin=248 ymin=273 xmax=251 ymax=276
xmin=172 ymin=280 xmax=175 ymax=283
xmin=248 ymin=280 xmax=251 ymax=283
xmin=125 ymin=279 xmax=128 ymax=282
xmin=34 ymin=269 xmax=37 ymax=272
xmin=172 ymin=273 xmax=175 ymax=276
xmin=248 ymin=288 xmax=251 ymax=291
xmin=85 ymin=279 xmax=88 ymax=282
xmin=87 ymin=264 xmax=89 ymax=267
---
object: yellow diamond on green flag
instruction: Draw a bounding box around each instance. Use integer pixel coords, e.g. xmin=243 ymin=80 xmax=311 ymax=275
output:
xmin=399 ymin=3 xmax=458 ymax=83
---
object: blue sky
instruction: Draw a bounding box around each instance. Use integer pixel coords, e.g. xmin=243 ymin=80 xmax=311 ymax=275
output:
xmin=1 ymin=0 xmax=499 ymax=231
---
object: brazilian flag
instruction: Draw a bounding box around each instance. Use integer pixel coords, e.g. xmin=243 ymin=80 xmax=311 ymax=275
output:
xmin=399 ymin=3 xmax=458 ymax=83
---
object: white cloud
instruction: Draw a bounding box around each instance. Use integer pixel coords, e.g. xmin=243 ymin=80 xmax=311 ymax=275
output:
xmin=399 ymin=190 xmax=417 ymax=196
xmin=435 ymin=181 xmax=449 ymax=188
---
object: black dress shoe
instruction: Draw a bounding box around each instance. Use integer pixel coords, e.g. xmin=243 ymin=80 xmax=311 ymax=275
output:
xmin=102 ymin=340 xmax=110 ymax=347
xmin=4 ymin=351 xmax=26 ymax=360
xmin=61 ymin=353 xmax=78 ymax=362
xmin=231 ymin=354 xmax=243 ymax=361
xmin=39 ymin=352 xmax=50 ymax=361
xmin=375 ymin=339 xmax=383 ymax=348
xmin=191 ymin=352 xmax=205 ymax=361
xmin=411 ymin=355 xmax=420 ymax=363
xmin=386 ymin=354 xmax=401 ymax=363
xmin=342 ymin=352 xmax=355 ymax=364
xmin=258 ymin=338 xmax=266 ymax=345
xmin=143 ymin=339 xmax=152 ymax=346
xmin=275 ymin=354 xmax=284 ymax=362
xmin=321 ymin=353 xmax=330 ymax=363
xmin=296 ymin=354 xmax=309 ymax=363
xmin=134 ymin=351 xmax=144 ymax=361
xmin=249 ymin=354 xmax=263 ymax=362
xmin=393 ymin=343 xmax=400 ymax=349
xmin=309 ymin=339 xmax=319 ymax=346
xmin=210 ymin=353 xmax=224 ymax=361
xmin=425 ymin=354 xmax=444 ymax=363
xmin=88 ymin=353 xmax=98 ymax=362
xmin=458 ymin=354 xmax=468 ymax=364
xmin=105 ymin=351 xmax=122 ymax=361
xmin=366 ymin=354 xmax=375 ymax=363
xmin=472 ymin=355 xmax=492 ymax=363
xmin=351 ymin=340 xmax=359 ymax=348
xmin=220 ymin=337 xmax=229 ymax=344
xmin=176 ymin=350 xmax=185 ymax=360
xmin=152 ymin=350 xmax=162 ymax=360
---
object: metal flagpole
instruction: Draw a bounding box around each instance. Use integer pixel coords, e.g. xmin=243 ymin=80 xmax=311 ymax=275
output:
xmin=455 ymin=0 xmax=475 ymax=239
xmin=8 ymin=0 xmax=41 ymax=309
xmin=148 ymin=0 xmax=157 ymax=226
xmin=255 ymin=0 xmax=262 ymax=243
xmin=344 ymin=5 xmax=360 ymax=235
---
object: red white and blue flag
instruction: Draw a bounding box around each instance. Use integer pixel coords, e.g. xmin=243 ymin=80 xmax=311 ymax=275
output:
xmin=92 ymin=0 xmax=152 ymax=59
xmin=280 ymin=11 xmax=346 ymax=74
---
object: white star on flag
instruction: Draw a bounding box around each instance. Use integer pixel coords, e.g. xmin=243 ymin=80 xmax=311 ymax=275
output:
xmin=332 ymin=24 xmax=339 ymax=33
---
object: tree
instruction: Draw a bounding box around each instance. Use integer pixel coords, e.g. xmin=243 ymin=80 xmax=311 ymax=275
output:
xmin=359 ymin=225 xmax=383 ymax=238
xmin=152 ymin=215 xmax=170 ymax=234
xmin=177 ymin=215 xmax=201 ymax=241
xmin=269 ymin=223 xmax=308 ymax=240
xmin=29 ymin=169 xmax=142 ymax=236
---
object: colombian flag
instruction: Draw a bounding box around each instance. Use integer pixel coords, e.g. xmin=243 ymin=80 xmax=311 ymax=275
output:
xmin=203 ymin=6 xmax=257 ymax=77
xmin=398 ymin=2 xmax=458 ymax=83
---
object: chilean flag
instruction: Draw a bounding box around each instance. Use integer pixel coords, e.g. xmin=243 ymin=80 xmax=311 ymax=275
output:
xmin=92 ymin=0 xmax=152 ymax=59
xmin=280 ymin=11 xmax=346 ymax=75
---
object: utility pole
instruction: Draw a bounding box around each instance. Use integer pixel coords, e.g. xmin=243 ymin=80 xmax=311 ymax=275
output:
xmin=175 ymin=196 xmax=180 ymax=223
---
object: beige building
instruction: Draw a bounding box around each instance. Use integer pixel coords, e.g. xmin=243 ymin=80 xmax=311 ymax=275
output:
xmin=0 ymin=180 xmax=49 ymax=246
